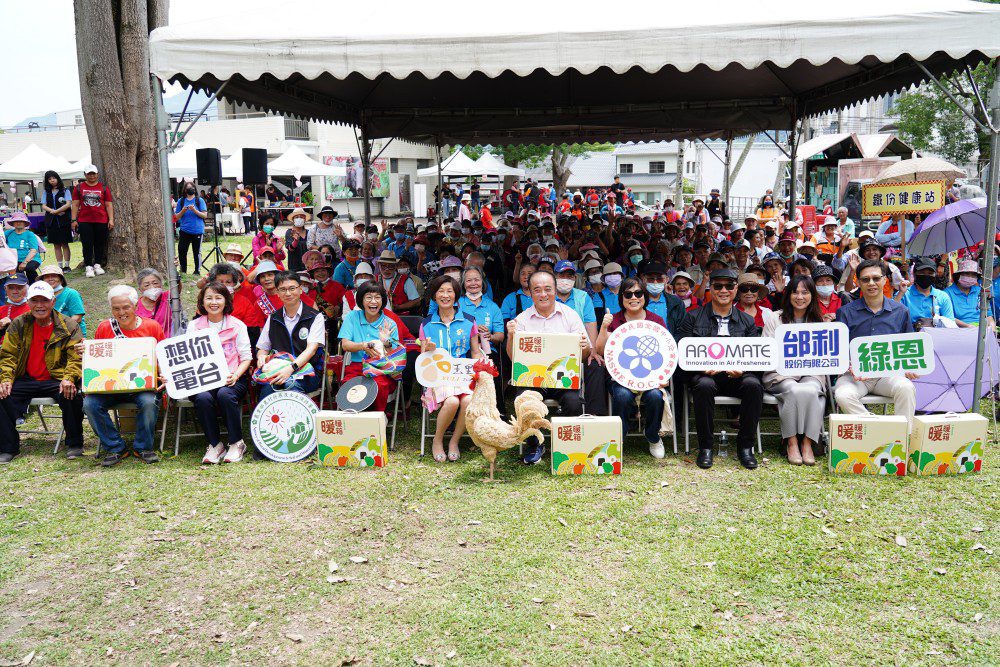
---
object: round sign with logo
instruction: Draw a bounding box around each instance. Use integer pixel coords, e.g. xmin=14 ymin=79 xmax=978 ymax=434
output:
xmin=604 ymin=319 xmax=678 ymax=391
xmin=249 ymin=391 xmax=319 ymax=462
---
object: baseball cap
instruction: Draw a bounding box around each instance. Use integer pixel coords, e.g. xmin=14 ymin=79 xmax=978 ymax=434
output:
xmin=603 ymin=262 xmax=623 ymax=275
xmin=779 ymin=231 xmax=797 ymax=243
xmin=554 ymin=260 xmax=576 ymax=274
xmin=83 ymin=164 xmax=98 ymax=174
xmin=5 ymin=272 xmax=28 ymax=286
xmin=354 ymin=262 xmax=375 ymax=276
xmin=642 ymin=260 xmax=669 ymax=275
xmin=26 ymin=282 xmax=54 ymax=301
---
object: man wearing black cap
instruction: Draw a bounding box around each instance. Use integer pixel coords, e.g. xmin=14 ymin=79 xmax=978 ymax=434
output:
xmin=640 ymin=260 xmax=686 ymax=334
xmin=899 ymin=256 xmax=956 ymax=327
xmin=677 ymin=268 xmax=764 ymax=470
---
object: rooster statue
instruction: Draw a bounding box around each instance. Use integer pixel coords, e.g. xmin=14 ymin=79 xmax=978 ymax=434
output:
xmin=464 ymin=358 xmax=551 ymax=480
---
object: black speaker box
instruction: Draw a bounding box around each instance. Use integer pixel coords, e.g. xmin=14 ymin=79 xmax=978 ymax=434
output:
xmin=242 ymin=148 xmax=268 ymax=184
xmin=195 ymin=148 xmax=222 ymax=186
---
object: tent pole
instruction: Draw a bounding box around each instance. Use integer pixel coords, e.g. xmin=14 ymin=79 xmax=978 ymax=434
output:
xmin=360 ymin=128 xmax=372 ymax=227
xmin=436 ymin=139 xmax=443 ymax=223
xmin=152 ymin=76 xmax=182 ymax=335
xmin=788 ymin=112 xmax=800 ymax=222
xmin=971 ymin=73 xmax=1000 ymax=414
xmin=723 ymin=134 xmax=733 ymax=208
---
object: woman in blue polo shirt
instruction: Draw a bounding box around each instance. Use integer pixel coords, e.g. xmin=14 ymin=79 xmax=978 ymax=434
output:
xmin=420 ymin=275 xmax=482 ymax=463
xmin=340 ymin=281 xmax=400 ymax=412
xmin=173 ymin=182 xmax=208 ymax=275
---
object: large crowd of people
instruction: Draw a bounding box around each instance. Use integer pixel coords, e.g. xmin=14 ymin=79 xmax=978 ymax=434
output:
xmin=0 ymin=173 xmax=996 ymax=470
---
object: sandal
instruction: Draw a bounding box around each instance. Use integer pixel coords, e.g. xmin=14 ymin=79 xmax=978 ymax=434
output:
xmin=447 ymin=446 xmax=460 ymax=462
xmin=431 ymin=438 xmax=446 ymax=463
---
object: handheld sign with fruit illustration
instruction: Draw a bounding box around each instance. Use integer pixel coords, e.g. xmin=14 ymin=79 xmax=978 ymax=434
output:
xmin=82 ymin=337 xmax=158 ymax=394
xmin=828 ymin=414 xmax=908 ymax=476
xmin=315 ymin=410 xmax=387 ymax=469
xmin=551 ymin=415 xmax=622 ymax=476
xmin=908 ymin=413 xmax=986 ymax=475
xmin=511 ymin=332 xmax=582 ymax=390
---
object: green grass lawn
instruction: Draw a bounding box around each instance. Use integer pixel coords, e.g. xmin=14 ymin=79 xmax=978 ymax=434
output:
xmin=0 ymin=237 xmax=997 ymax=665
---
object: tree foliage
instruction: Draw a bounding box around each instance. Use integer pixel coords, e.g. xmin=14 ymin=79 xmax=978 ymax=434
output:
xmin=460 ymin=143 xmax=614 ymax=193
xmin=895 ymin=61 xmax=996 ymax=174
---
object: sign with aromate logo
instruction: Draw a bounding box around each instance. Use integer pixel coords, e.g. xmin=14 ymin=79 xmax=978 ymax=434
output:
xmin=678 ymin=337 xmax=776 ymax=372
xmin=848 ymin=332 xmax=935 ymax=379
xmin=603 ymin=319 xmax=678 ymax=390
xmin=774 ymin=322 xmax=849 ymax=376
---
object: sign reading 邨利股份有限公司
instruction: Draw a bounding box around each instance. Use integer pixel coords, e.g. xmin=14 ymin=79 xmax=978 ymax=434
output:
xmin=679 ymin=337 xmax=776 ymax=372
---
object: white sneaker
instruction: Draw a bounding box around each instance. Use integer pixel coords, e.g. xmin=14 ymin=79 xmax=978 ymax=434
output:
xmin=93 ymin=264 xmax=105 ymax=276
xmin=85 ymin=266 xmax=95 ymax=278
xmin=649 ymin=439 xmax=666 ymax=459
xmin=223 ymin=440 xmax=246 ymax=463
xmin=202 ymin=444 xmax=225 ymax=464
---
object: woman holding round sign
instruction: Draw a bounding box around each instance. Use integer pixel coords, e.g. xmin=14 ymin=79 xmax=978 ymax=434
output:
xmin=596 ymin=277 xmax=674 ymax=459
xmin=420 ymin=275 xmax=483 ymax=463
xmin=761 ymin=275 xmax=827 ymax=466
xmin=187 ymin=282 xmax=253 ymax=464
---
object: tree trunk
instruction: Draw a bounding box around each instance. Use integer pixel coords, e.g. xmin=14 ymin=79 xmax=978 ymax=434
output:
xmin=551 ymin=147 xmax=573 ymax=196
xmin=729 ymin=134 xmax=756 ymax=185
xmin=674 ymin=140 xmax=685 ymax=205
xmin=75 ymin=0 xmax=168 ymax=277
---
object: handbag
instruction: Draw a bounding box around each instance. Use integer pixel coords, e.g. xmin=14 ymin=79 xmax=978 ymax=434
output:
xmin=362 ymin=343 xmax=406 ymax=380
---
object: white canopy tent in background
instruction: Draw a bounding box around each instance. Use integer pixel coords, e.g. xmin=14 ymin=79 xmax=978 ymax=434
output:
xmin=267 ymin=144 xmax=346 ymax=178
xmin=416 ymin=151 xmax=479 ymax=178
xmin=0 ymin=145 xmax=76 ymax=181
xmin=166 ymin=140 xmax=202 ymax=179
xmin=472 ymin=153 xmax=525 ymax=178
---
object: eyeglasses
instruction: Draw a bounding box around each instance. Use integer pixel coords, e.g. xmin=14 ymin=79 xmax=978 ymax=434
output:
xmin=276 ymin=286 xmax=300 ymax=294
xmin=737 ymin=285 xmax=757 ymax=294
xmin=622 ymin=290 xmax=644 ymax=299
xmin=859 ymin=276 xmax=884 ymax=284
xmin=712 ymin=282 xmax=736 ymax=291
xmin=363 ymin=294 xmax=382 ymax=302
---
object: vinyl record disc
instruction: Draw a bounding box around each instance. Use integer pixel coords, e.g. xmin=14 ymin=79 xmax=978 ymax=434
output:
xmin=336 ymin=376 xmax=379 ymax=411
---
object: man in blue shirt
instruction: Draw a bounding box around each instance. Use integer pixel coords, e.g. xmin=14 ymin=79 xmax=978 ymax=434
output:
xmin=900 ymin=257 xmax=955 ymax=326
xmin=834 ymin=259 xmax=917 ymax=426
xmin=173 ymin=184 xmax=207 ymax=274
xmin=640 ymin=260 xmax=685 ymax=334
xmin=554 ymin=260 xmax=605 ymax=414
xmin=946 ymin=259 xmax=993 ymax=328
xmin=333 ymin=239 xmax=362 ymax=289
xmin=875 ymin=214 xmax=915 ymax=249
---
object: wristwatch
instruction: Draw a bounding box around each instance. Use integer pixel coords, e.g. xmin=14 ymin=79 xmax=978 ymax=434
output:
xmin=290 ymin=361 xmax=300 ymax=372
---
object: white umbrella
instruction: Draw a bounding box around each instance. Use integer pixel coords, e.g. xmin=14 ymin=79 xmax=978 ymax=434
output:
xmin=873 ymin=156 xmax=966 ymax=184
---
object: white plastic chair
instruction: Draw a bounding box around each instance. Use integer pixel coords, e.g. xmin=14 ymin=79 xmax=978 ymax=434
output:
xmin=683 ymin=393 xmax=763 ymax=455
xmin=18 ymin=397 xmax=66 ymax=454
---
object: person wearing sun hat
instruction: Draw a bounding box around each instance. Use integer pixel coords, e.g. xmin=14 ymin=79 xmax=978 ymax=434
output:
xmin=38 ymin=264 xmax=87 ymax=337
xmin=945 ymin=259 xmax=992 ymax=327
xmin=284 ymin=207 xmax=312 ymax=272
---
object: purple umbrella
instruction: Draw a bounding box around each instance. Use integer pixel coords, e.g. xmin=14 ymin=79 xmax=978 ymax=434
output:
xmin=907 ymin=198 xmax=994 ymax=256
xmin=914 ymin=328 xmax=1000 ymax=412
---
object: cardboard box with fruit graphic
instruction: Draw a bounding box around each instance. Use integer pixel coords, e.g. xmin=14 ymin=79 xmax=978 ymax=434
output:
xmin=908 ymin=413 xmax=986 ymax=475
xmin=511 ymin=332 xmax=582 ymax=390
xmin=551 ymin=416 xmax=622 ymax=475
xmin=828 ymin=414 xmax=908 ymax=476
xmin=314 ymin=411 xmax=387 ymax=468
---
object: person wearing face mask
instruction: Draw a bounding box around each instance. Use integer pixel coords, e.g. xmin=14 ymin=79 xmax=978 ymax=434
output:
xmin=553 ymin=260 xmax=606 ymax=414
xmin=134 ymin=268 xmax=172 ymax=336
xmin=173 ymin=182 xmax=208 ymax=275
xmin=662 ymin=199 xmax=682 ymax=224
xmin=582 ymin=259 xmax=607 ymax=311
xmin=640 ymin=261 xmax=686 ymax=335
xmin=670 ymin=272 xmax=700 ymax=312
xmin=208 ymin=262 xmax=263 ymax=346
xmin=307 ymin=206 xmax=342 ymax=256
xmin=252 ymin=214 xmax=286 ymax=265
xmin=899 ymin=256 xmax=957 ymax=328
xmin=39 ymin=266 xmax=87 ymax=337
xmin=624 ymin=241 xmax=645 ymax=279
xmin=284 ymin=208 xmax=311 ymax=272
xmin=597 ymin=262 xmax=625 ymax=319
xmin=0 ymin=274 xmax=30 ymax=342
xmin=811 ymin=265 xmax=850 ymax=322
xmin=377 ymin=250 xmax=421 ymax=315
xmin=944 ymin=259 xmax=991 ymax=328
xmin=438 ymin=255 xmax=465 ymax=287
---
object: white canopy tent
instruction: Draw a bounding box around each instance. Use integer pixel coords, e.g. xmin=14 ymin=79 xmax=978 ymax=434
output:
xmin=219 ymin=152 xmax=243 ymax=180
xmin=471 ymin=153 xmax=525 ymax=178
xmin=416 ymin=151 xmax=479 ymax=178
xmin=267 ymin=144 xmax=346 ymax=178
xmin=0 ymin=145 xmax=76 ymax=181
xmin=166 ymin=140 xmax=202 ymax=179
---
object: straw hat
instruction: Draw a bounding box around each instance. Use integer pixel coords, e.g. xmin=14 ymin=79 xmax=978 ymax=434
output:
xmin=737 ymin=272 xmax=769 ymax=299
xmin=288 ymin=207 xmax=311 ymax=222
xmin=223 ymin=242 xmax=244 ymax=258
xmin=37 ymin=264 xmax=67 ymax=287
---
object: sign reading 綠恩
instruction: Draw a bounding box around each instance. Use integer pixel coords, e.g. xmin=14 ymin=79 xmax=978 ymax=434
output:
xmin=415 ymin=349 xmax=476 ymax=388
xmin=861 ymin=180 xmax=945 ymax=216
xmin=678 ymin=337 xmax=776 ymax=372
xmin=155 ymin=329 xmax=230 ymax=399
xmin=848 ymin=332 xmax=935 ymax=379
xmin=774 ymin=322 xmax=849 ymax=376
xmin=603 ymin=319 xmax=678 ymax=391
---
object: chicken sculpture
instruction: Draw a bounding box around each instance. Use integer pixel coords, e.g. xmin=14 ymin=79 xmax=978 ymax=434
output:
xmin=464 ymin=358 xmax=551 ymax=480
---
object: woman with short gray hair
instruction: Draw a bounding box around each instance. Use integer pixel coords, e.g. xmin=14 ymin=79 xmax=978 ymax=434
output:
xmin=136 ymin=267 xmax=172 ymax=335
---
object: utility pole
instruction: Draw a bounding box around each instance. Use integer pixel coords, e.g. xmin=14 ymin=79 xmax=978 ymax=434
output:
xmin=674 ymin=140 xmax=686 ymax=205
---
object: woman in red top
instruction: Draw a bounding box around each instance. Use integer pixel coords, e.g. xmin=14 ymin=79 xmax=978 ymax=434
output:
xmin=70 ymin=165 xmax=114 ymax=277
xmin=734 ymin=273 xmax=771 ymax=332
xmin=595 ymin=277 xmax=670 ymax=460
xmin=812 ymin=264 xmax=846 ymax=322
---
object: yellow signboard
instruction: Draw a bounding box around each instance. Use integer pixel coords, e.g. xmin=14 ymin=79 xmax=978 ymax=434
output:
xmin=861 ymin=180 xmax=945 ymax=216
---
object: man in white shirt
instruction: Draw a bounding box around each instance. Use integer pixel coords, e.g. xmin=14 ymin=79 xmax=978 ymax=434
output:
xmin=256 ymin=271 xmax=325 ymax=400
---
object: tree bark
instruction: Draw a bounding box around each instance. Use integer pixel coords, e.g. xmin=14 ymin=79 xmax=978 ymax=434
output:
xmin=551 ymin=147 xmax=573 ymax=196
xmin=75 ymin=0 xmax=168 ymax=277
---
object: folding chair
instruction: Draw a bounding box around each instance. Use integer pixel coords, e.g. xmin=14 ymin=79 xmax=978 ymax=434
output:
xmin=419 ymin=399 xmax=473 ymax=457
xmin=158 ymin=397 xmax=199 ymax=457
xmin=17 ymin=397 xmax=67 ymax=454
xmin=683 ymin=393 xmax=763 ymax=455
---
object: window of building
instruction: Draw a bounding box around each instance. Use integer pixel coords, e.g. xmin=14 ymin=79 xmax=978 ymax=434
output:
xmin=649 ymin=161 xmax=665 ymax=174
xmin=619 ymin=163 xmax=633 ymax=174
xmin=416 ymin=159 xmax=432 ymax=169
xmin=390 ymin=158 xmax=399 ymax=174
xmin=74 ymin=115 xmax=83 ymax=125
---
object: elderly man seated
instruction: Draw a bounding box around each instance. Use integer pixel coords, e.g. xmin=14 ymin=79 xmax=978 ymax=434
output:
xmin=0 ymin=282 xmax=85 ymax=463
xmin=83 ymin=285 xmax=166 ymax=467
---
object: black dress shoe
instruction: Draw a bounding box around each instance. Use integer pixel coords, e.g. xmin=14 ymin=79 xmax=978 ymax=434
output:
xmin=738 ymin=447 xmax=758 ymax=470
xmin=696 ymin=448 xmax=714 ymax=469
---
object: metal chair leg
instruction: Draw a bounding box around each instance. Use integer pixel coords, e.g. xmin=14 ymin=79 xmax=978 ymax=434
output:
xmin=159 ymin=401 xmax=170 ymax=453
xmin=683 ymin=393 xmax=690 ymax=453
xmin=174 ymin=404 xmax=183 ymax=457
xmin=420 ymin=405 xmax=427 ymax=457
xmin=390 ymin=389 xmax=399 ymax=452
xmin=36 ymin=405 xmax=50 ymax=433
